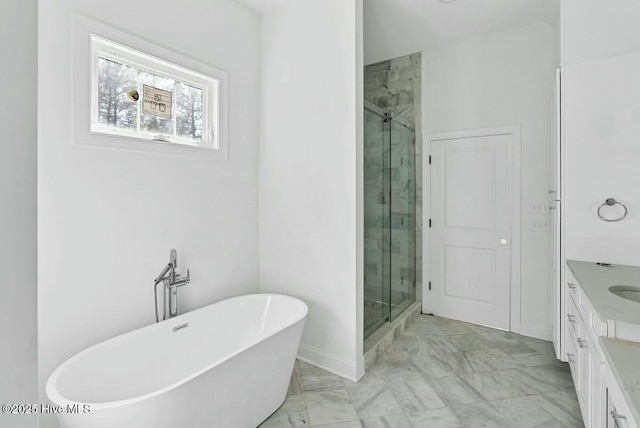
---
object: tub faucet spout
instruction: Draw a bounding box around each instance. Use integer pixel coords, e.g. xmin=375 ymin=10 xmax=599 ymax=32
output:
xmin=169 ymin=270 xmax=190 ymax=288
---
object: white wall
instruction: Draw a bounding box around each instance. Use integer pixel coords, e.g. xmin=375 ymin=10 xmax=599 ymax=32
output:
xmin=0 ymin=1 xmax=38 ymax=427
xmin=38 ymin=0 xmax=260 ymax=424
xmin=355 ymin=0 xmax=365 ymax=370
xmin=423 ymin=23 xmax=557 ymax=339
xmin=562 ymin=0 xmax=640 ymax=65
xmin=562 ymin=0 xmax=640 ymax=266
xmin=363 ymin=0 xmax=558 ymax=66
xmin=259 ymin=0 xmax=363 ymax=380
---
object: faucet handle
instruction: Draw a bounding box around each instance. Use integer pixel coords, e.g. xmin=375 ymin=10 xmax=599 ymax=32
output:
xmin=174 ymin=270 xmax=189 ymax=280
xmin=167 ymin=269 xmax=190 ymax=288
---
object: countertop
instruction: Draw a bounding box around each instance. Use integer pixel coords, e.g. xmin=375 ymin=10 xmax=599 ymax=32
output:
xmin=600 ymin=338 xmax=640 ymax=423
xmin=567 ymin=260 xmax=640 ymax=325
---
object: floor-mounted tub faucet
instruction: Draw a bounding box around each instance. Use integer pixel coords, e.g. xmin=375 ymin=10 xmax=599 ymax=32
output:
xmin=154 ymin=249 xmax=190 ymax=323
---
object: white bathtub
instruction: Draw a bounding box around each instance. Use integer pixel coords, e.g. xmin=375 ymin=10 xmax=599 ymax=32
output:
xmin=46 ymin=294 xmax=307 ymax=428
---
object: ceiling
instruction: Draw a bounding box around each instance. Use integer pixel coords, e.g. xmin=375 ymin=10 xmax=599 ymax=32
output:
xmin=365 ymin=0 xmax=559 ymax=64
xmin=233 ymin=0 xmax=560 ymax=64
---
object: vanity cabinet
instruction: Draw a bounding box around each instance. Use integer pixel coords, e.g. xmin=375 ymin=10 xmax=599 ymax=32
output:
xmin=563 ymin=262 xmax=640 ymax=428
xmin=565 ymin=269 xmax=605 ymax=428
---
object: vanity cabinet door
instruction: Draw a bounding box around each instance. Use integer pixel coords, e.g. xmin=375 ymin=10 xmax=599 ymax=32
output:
xmin=607 ymin=388 xmax=635 ymax=428
xmin=577 ymin=332 xmax=592 ymax=428
xmin=589 ymin=344 xmax=605 ymax=428
xmin=567 ymin=326 xmax=578 ymax=387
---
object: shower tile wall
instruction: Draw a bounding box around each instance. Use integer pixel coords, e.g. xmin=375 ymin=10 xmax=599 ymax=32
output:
xmin=365 ymin=53 xmax=423 ymax=300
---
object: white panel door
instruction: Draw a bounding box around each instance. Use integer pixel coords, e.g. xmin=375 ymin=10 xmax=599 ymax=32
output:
xmin=430 ymin=134 xmax=512 ymax=330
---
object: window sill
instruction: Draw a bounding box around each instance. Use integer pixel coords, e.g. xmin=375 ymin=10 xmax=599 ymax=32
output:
xmin=77 ymin=130 xmax=223 ymax=159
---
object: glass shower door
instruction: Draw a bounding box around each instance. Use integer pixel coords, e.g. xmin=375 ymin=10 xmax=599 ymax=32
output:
xmin=364 ymin=105 xmax=391 ymax=338
xmin=364 ymin=100 xmax=416 ymax=339
xmin=389 ymin=115 xmax=416 ymax=322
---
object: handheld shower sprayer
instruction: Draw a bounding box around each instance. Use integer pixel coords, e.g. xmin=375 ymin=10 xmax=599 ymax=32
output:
xmin=170 ymin=249 xmax=177 ymax=282
xmin=154 ymin=263 xmax=172 ymax=323
xmin=154 ymin=262 xmax=173 ymax=285
xmin=170 ymin=249 xmax=177 ymax=268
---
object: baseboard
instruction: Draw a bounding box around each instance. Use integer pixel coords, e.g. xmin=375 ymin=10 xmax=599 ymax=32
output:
xmin=519 ymin=322 xmax=553 ymax=341
xmin=297 ymin=343 xmax=363 ymax=382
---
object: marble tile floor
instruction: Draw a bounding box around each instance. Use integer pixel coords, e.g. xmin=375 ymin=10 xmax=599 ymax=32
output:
xmin=259 ymin=314 xmax=584 ymax=428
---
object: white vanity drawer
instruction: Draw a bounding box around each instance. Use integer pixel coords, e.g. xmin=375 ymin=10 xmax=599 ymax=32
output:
xmin=572 ymin=284 xmax=590 ymax=327
xmin=566 ymin=291 xmax=579 ymax=335
xmin=567 ymin=278 xmax=608 ymax=342
xmin=567 ymin=272 xmax=579 ymax=302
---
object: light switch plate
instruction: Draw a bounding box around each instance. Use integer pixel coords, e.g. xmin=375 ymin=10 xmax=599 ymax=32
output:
xmin=530 ymin=202 xmax=552 ymax=214
xmin=528 ymin=214 xmax=551 ymax=232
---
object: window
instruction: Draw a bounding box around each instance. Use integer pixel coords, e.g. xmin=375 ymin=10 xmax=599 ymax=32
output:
xmin=88 ymin=33 xmax=223 ymax=151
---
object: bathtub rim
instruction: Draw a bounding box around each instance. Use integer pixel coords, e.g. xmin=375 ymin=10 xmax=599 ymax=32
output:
xmin=45 ymin=293 xmax=307 ymax=410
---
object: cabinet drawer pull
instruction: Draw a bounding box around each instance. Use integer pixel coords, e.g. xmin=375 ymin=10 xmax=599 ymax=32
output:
xmin=567 ymin=314 xmax=576 ymax=322
xmin=577 ymin=337 xmax=587 ymax=349
xmin=567 ymin=282 xmax=576 ymax=289
xmin=611 ymin=411 xmax=626 ymax=428
xmin=567 ymin=352 xmax=575 ymax=363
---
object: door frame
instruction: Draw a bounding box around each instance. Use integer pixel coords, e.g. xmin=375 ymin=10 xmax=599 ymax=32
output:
xmin=423 ymin=125 xmax=522 ymax=333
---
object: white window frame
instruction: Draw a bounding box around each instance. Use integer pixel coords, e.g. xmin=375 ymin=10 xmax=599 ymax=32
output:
xmin=73 ymin=15 xmax=229 ymax=158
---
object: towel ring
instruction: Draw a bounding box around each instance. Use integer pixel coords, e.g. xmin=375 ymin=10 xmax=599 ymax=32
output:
xmin=597 ymin=198 xmax=628 ymax=222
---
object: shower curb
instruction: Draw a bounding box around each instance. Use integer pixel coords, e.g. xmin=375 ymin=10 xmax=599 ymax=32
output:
xmin=363 ymin=301 xmax=422 ymax=369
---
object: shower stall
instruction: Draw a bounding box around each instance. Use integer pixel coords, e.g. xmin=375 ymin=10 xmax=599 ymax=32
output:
xmin=364 ymin=99 xmax=417 ymax=340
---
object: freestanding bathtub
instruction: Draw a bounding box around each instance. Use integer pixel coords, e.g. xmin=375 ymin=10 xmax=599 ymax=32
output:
xmin=46 ymin=294 xmax=307 ymax=428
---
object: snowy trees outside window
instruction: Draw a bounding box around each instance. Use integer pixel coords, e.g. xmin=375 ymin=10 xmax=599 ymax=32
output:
xmin=90 ymin=34 xmax=220 ymax=149
xmin=97 ymin=58 xmax=205 ymax=143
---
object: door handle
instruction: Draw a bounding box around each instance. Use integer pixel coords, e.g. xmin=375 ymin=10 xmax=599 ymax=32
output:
xmin=611 ymin=411 xmax=626 ymax=428
xmin=500 ymin=239 xmax=508 ymax=245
